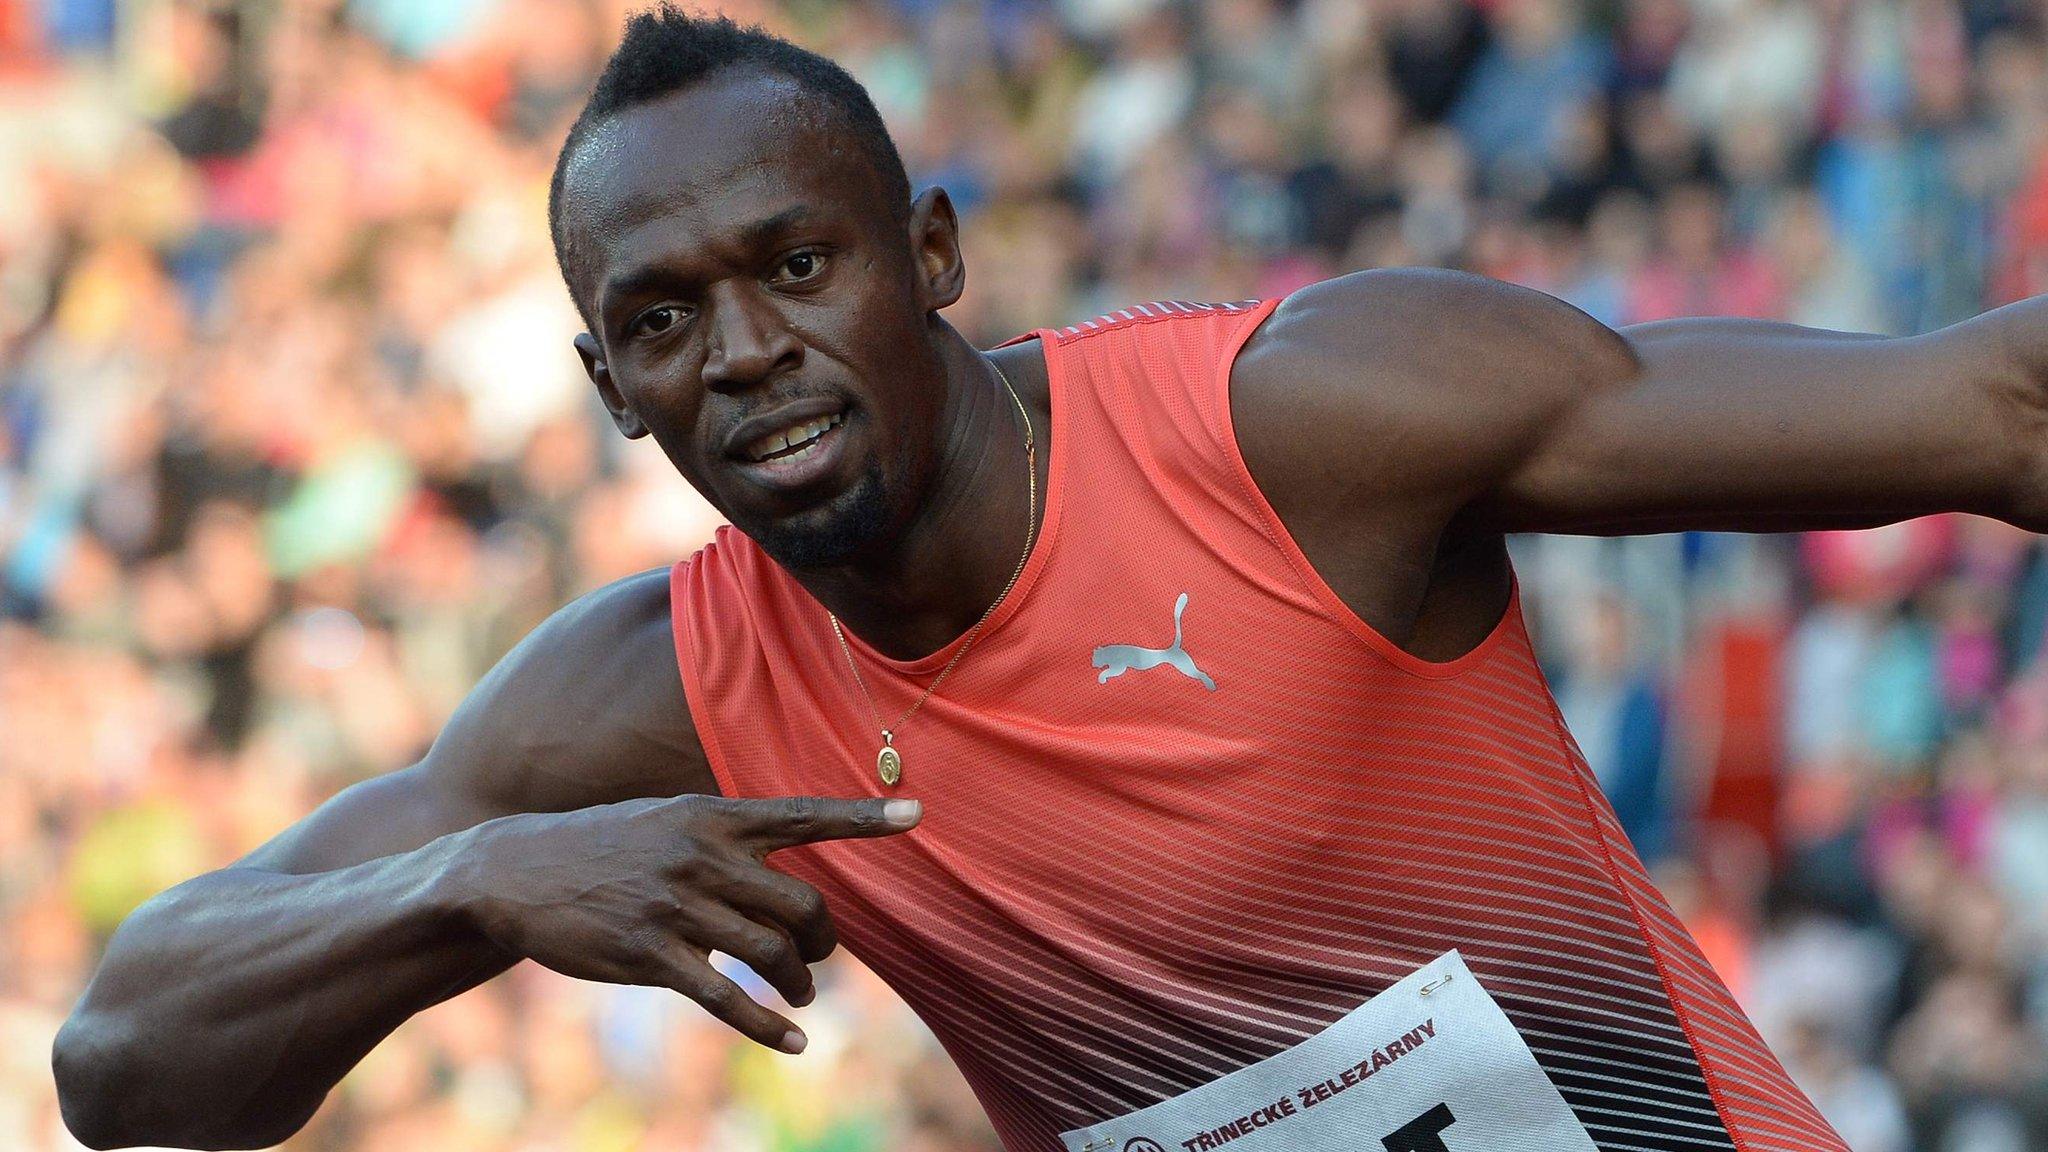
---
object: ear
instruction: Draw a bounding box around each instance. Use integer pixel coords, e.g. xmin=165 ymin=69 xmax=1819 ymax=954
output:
xmin=907 ymin=186 xmax=965 ymax=311
xmin=574 ymin=332 xmax=648 ymax=439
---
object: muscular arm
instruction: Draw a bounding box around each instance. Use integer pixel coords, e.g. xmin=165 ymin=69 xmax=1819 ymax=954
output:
xmin=1481 ymin=309 xmax=2037 ymax=535
xmin=53 ymin=569 xmax=709 ymax=1149
xmin=1230 ymin=269 xmax=2045 ymax=656
xmin=1249 ymin=268 xmax=2042 ymax=538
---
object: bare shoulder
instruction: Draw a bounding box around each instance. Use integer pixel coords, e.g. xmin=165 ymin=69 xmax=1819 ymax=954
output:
xmin=1223 ymin=270 xmax=1638 ymax=655
xmin=436 ymin=564 xmax=710 ymax=817
xmin=234 ymin=566 xmax=709 ymax=874
xmin=1230 ymin=268 xmax=1637 ymax=512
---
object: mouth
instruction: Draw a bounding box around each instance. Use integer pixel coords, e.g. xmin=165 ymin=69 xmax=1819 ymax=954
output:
xmin=738 ymin=408 xmax=845 ymax=464
xmin=727 ymin=402 xmax=853 ymax=493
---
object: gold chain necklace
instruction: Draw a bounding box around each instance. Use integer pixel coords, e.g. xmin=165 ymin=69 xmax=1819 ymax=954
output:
xmin=827 ymin=356 xmax=1037 ymax=786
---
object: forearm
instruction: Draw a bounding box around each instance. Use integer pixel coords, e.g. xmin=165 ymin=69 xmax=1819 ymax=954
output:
xmin=53 ymin=828 xmax=513 ymax=1150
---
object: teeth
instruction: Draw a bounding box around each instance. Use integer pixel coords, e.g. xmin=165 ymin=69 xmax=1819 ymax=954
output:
xmin=745 ymin=412 xmax=842 ymax=462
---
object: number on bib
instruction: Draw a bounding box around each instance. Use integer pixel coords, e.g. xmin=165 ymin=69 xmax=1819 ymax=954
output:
xmin=1382 ymin=1103 xmax=1456 ymax=1152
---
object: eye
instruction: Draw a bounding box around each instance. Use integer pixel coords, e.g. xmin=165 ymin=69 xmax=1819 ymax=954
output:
xmin=769 ymin=250 xmax=827 ymax=284
xmin=632 ymin=305 xmax=689 ymax=338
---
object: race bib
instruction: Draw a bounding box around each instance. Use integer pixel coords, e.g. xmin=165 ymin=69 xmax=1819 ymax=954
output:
xmin=1060 ymin=951 xmax=1598 ymax=1152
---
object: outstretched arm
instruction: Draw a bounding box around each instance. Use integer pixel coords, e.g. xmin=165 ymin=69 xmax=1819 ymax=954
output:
xmin=1248 ymin=269 xmax=2043 ymax=540
xmin=1480 ymin=307 xmax=2038 ymax=535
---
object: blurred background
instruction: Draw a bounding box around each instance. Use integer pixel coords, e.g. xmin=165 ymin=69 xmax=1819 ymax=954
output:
xmin=4 ymin=0 xmax=2048 ymax=1148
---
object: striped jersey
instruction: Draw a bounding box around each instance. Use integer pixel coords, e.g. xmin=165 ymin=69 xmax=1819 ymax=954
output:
xmin=670 ymin=297 xmax=1848 ymax=1152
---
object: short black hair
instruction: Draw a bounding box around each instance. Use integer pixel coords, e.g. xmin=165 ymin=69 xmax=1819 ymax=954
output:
xmin=547 ymin=5 xmax=913 ymax=330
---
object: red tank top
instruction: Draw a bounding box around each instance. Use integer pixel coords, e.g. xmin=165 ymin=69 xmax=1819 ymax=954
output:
xmin=671 ymin=298 xmax=1846 ymax=1152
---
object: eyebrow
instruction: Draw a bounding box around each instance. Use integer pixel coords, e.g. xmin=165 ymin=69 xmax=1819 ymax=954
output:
xmin=599 ymin=205 xmax=816 ymax=322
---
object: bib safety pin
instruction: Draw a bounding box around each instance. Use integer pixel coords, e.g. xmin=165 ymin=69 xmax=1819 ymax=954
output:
xmin=1419 ymin=972 xmax=1454 ymax=997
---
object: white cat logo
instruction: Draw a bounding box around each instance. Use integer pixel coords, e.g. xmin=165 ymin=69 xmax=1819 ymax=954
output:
xmin=1092 ymin=593 xmax=1216 ymax=690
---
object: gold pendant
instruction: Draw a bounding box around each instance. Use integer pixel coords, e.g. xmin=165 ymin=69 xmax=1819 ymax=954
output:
xmin=876 ymin=733 xmax=902 ymax=786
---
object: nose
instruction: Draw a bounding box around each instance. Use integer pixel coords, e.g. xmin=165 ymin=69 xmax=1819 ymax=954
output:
xmin=701 ymin=285 xmax=801 ymax=393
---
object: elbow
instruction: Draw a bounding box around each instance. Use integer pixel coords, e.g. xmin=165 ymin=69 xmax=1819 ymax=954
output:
xmin=53 ymin=1010 xmax=297 ymax=1151
xmin=1578 ymin=309 xmax=1645 ymax=393
xmin=53 ymin=1011 xmax=145 ymax=1150
xmin=1971 ymin=302 xmax=2048 ymax=527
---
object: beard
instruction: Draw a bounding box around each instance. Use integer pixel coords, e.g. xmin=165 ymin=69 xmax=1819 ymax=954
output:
xmin=741 ymin=457 xmax=896 ymax=571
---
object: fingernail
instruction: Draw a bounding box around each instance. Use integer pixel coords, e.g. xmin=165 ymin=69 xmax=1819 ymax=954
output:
xmin=782 ymin=1029 xmax=808 ymax=1054
xmin=883 ymin=799 xmax=922 ymax=826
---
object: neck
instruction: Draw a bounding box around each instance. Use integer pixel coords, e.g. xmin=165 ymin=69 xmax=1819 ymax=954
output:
xmin=794 ymin=322 xmax=1046 ymax=661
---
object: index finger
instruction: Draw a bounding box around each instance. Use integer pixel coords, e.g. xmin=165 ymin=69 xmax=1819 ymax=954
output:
xmin=722 ymin=795 xmax=922 ymax=849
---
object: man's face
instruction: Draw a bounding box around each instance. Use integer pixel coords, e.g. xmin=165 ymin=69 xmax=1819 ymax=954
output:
xmin=561 ymin=71 xmax=953 ymax=569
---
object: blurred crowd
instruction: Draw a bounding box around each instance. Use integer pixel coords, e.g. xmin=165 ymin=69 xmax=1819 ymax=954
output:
xmin=5 ymin=0 xmax=2048 ymax=1149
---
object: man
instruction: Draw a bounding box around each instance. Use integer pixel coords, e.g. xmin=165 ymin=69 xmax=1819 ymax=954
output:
xmin=53 ymin=8 xmax=2045 ymax=1152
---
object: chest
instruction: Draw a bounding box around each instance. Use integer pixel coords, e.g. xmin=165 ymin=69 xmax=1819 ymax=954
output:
xmin=774 ymin=581 xmax=1608 ymax=997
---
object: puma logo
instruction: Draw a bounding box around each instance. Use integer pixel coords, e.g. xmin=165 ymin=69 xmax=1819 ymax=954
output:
xmin=1092 ymin=593 xmax=1216 ymax=690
